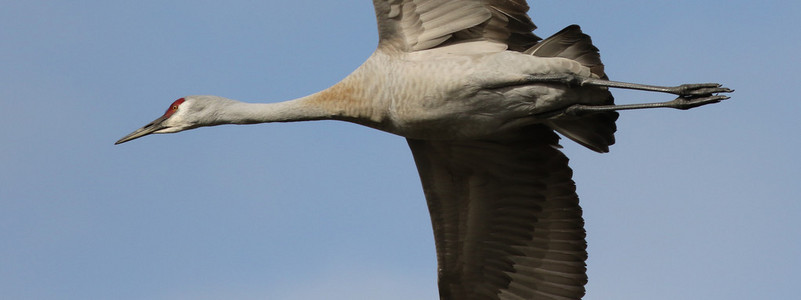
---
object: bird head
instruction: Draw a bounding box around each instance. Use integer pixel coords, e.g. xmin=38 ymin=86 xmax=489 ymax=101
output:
xmin=115 ymin=96 xmax=224 ymax=144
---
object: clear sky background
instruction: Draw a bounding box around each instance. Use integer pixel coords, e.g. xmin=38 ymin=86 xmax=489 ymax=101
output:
xmin=1 ymin=1 xmax=799 ymax=299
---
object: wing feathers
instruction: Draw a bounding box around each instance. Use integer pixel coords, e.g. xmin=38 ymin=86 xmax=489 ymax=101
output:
xmin=374 ymin=0 xmax=539 ymax=52
xmin=407 ymin=125 xmax=587 ymax=300
xmin=413 ymin=2 xmax=491 ymax=50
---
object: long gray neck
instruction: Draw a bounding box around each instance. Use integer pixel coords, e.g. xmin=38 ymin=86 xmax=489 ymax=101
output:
xmin=198 ymin=65 xmax=388 ymax=129
xmin=214 ymin=96 xmax=332 ymax=125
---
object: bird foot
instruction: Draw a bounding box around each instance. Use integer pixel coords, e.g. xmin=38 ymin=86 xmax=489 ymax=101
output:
xmin=672 ymin=83 xmax=733 ymax=97
xmin=668 ymin=94 xmax=731 ymax=110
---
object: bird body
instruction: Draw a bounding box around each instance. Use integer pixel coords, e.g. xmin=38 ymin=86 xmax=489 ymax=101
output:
xmin=117 ymin=1 xmax=731 ymax=299
xmin=166 ymin=50 xmax=605 ymax=142
xmin=322 ymin=49 xmax=604 ymax=140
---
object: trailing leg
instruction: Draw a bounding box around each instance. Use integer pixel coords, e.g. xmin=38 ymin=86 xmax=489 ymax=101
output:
xmin=523 ymin=73 xmax=732 ymax=96
xmin=519 ymin=73 xmax=732 ymax=115
xmin=563 ymin=94 xmax=730 ymax=116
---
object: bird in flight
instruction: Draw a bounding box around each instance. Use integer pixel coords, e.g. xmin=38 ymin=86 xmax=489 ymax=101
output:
xmin=116 ymin=1 xmax=731 ymax=299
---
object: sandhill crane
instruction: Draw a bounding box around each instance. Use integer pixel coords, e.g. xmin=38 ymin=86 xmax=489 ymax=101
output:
xmin=116 ymin=1 xmax=731 ymax=299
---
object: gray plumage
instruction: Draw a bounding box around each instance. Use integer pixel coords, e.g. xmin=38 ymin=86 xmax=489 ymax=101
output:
xmin=117 ymin=1 xmax=731 ymax=299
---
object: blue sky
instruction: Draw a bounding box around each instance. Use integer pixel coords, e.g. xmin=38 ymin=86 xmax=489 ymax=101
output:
xmin=1 ymin=1 xmax=799 ymax=299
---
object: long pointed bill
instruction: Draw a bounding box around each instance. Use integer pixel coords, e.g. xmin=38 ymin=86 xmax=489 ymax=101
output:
xmin=115 ymin=115 xmax=169 ymax=145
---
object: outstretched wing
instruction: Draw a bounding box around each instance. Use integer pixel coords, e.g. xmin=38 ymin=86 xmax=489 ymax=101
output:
xmin=372 ymin=0 xmax=540 ymax=52
xmin=407 ymin=124 xmax=588 ymax=300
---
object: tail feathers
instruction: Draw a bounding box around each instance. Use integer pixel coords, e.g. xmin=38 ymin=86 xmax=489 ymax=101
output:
xmin=548 ymin=113 xmax=618 ymax=153
xmin=527 ymin=25 xmax=618 ymax=153
xmin=525 ymin=24 xmax=607 ymax=79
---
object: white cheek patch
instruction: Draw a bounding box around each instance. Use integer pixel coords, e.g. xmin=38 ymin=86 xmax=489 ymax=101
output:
xmin=155 ymin=127 xmax=183 ymax=134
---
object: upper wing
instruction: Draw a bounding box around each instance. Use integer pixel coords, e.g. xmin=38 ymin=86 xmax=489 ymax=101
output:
xmin=407 ymin=124 xmax=588 ymax=300
xmin=372 ymin=0 xmax=540 ymax=52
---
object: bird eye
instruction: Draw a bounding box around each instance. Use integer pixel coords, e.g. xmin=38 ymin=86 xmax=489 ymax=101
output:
xmin=163 ymin=98 xmax=186 ymax=116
